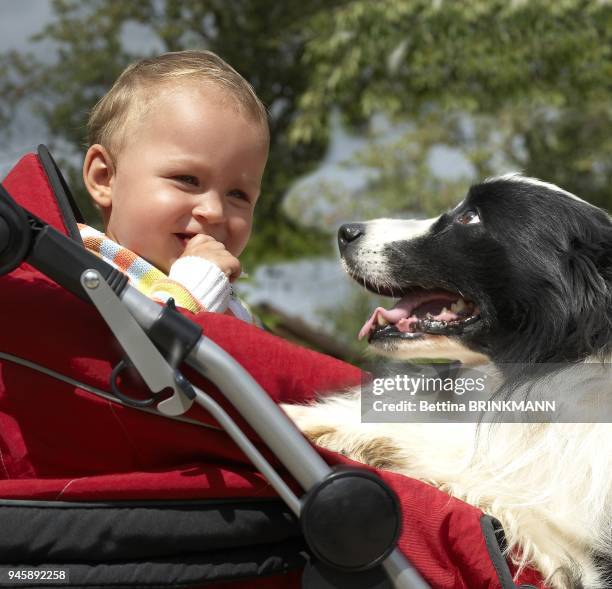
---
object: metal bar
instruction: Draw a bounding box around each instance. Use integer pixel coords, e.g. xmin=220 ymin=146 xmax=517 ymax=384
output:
xmin=384 ymin=550 xmax=431 ymax=589
xmin=187 ymin=336 xmax=332 ymax=490
xmin=191 ymin=386 xmax=301 ymax=515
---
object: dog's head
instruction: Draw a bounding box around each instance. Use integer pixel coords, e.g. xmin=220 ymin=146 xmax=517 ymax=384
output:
xmin=340 ymin=175 xmax=612 ymax=364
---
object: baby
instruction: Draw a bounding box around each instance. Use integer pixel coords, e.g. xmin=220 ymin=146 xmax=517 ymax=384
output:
xmin=81 ymin=50 xmax=269 ymax=322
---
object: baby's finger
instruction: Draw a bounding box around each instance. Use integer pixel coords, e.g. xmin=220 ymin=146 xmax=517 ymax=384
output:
xmin=186 ymin=234 xmax=217 ymax=247
xmin=223 ymin=256 xmax=241 ymax=282
xmin=183 ymin=236 xmax=225 ymax=256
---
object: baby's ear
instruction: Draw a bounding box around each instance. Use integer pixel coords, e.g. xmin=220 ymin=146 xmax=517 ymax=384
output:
xmin=83 ymin=144 xmax=115 ymax=210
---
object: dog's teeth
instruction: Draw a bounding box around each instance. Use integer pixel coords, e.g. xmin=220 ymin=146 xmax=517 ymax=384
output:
xmin=452 ymin=298 xmax=467 ymax=313
xmin=426 ymin=312 xmax=433 ymax=319
xmin=441 ymin=307 xmax=449 ymax=315
xmin=377 ymin=315 xmax=389 ymax=326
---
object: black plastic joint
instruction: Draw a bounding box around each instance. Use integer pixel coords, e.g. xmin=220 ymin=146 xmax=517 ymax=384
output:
xmin=300 ymin=467 xmax=401 ymax=572
xmin=146 ymin=300 xmax=203 ymax=367
xmin=28 ymin=225 xmax=129 ymax=302
xmin=0 ymin=185 xmax=31 ymax=276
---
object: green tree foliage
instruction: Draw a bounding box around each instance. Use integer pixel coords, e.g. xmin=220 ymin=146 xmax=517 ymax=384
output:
xmin=293 ymin=0 xmax=612 ymax=138
xmin=290 ymin=0 xmax=612 ymax=213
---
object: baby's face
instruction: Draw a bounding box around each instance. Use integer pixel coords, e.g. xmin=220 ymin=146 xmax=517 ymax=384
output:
xmin=103 ymin=85 xmax=268 ymax=274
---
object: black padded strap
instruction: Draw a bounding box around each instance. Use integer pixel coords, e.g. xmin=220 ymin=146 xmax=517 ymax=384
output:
xmin=0 ymin=497 xmax=307 ymax=587
xmin=37 ymin=144 xmax=84 ymax=242
xmin=0 ymin=497 xmax=302 ymax=562
xmin=480 ymin=515 xmax=522 ymax=589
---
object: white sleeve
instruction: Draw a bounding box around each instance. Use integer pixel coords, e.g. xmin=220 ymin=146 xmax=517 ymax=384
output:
xmin=169 ymin=256 xmax=231 ymax=313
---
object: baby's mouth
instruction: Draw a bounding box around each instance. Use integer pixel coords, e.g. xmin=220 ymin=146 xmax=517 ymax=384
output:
xmin=174 ymin=233 xmax=194 ymax=248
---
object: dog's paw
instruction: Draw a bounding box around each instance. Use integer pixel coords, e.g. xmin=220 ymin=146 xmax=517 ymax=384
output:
xmin=279 ymin=403 xmax=313 ymax=431
xmin=282 ymin=402 xmax=407 ymax=470
xmin=347 ymin=435 xmax=407 ymax=471
xmin=280 ymin=403 xmax=340 ymax=445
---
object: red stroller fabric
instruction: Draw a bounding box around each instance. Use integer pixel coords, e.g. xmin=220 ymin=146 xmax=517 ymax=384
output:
xmin=0 ymin=153 xmax=545 ymax=589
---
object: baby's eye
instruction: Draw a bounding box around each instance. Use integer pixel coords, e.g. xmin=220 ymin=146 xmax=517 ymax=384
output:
xmin=173 ymin=175 xmax=199 ymax=186
xmin=228 ymin=189 xmax=250 ymax=202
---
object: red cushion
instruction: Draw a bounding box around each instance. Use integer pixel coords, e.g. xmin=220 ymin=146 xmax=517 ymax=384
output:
xmin=0 ymin=267 xmax=363 ymax=478
xmin=3 ymin=153 xmax=72 ymax=236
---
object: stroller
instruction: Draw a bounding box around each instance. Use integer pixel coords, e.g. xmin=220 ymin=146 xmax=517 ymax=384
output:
xmin=0 ymin=146 xmax=544 ymax=589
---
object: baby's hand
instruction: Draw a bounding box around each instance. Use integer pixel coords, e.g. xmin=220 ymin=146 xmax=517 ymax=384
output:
xmin=181 ymin=235 xmax=241 ymax=282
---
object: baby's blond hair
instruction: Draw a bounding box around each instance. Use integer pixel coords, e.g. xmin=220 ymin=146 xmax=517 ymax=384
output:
xmin=87 ymin=50 xmax=268 ymax=162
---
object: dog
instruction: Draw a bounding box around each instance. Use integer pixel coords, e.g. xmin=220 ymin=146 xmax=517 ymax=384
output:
xmin=282 ymin=174 xmax=612 ymax=589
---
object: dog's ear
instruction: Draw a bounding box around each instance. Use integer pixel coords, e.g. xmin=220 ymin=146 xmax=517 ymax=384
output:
xmin=565 ymin=219 xmax=612 ymax=353
xmin=591 ymin=219 xmax=612 ymax=288
xmin=601 ymin=219 xmax=612 ymax=278
xmin=567 ymin=225 xmax=612 ymax=307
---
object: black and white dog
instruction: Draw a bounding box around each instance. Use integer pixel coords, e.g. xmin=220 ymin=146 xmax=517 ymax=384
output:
xmin=283 ymin=175 xmax=612 ymax=588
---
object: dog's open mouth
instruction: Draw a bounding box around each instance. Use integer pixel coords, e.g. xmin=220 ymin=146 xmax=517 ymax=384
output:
xmin=359 ymin=288 xmax=481 ymax=342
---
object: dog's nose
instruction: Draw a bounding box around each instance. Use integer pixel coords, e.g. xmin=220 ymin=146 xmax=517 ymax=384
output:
xmin=338 ymin=223 xmax=365 ymax=252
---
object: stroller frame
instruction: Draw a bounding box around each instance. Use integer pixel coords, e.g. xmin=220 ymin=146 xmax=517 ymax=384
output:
xmin=0 ymin=150 xmax=427 ymax=589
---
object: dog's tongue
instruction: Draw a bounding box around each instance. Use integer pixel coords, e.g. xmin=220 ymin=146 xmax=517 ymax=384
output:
xmin=358 ymin=290 xmax=460 ymax=340
xmin=358 ymin=302 xmax=413 ymax=340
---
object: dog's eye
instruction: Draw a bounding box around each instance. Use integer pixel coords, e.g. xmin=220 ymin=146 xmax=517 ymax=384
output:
xmin=456 ymin=210 xmax=481 ymax=225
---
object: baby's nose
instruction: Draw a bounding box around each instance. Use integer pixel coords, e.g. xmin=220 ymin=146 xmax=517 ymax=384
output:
xmin=192 ymin=192 xmax=225 ymax=222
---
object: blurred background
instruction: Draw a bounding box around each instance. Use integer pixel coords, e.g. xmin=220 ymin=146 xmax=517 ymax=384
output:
xmin=1 ymin=0 xmax=611 ymax=365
